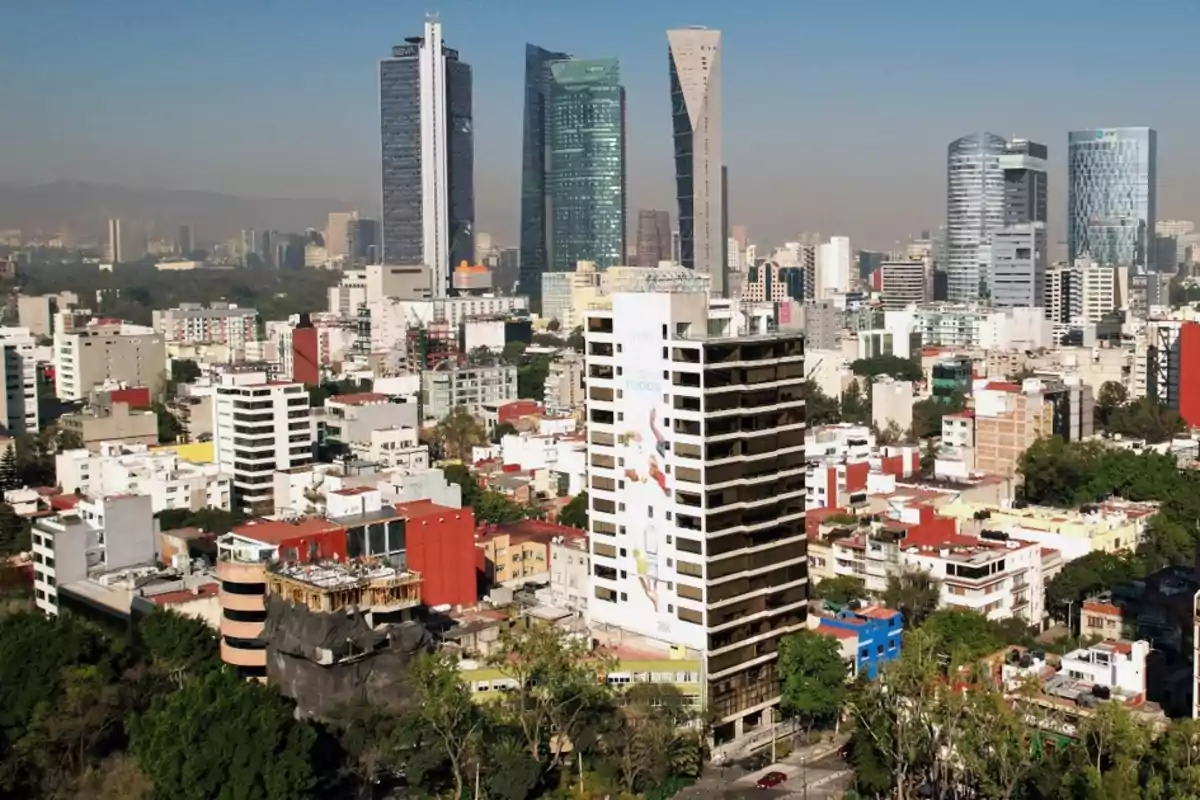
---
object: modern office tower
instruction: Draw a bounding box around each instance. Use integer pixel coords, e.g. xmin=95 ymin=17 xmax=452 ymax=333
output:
xmin=548 ymin=58 xmax=626 ymax=273
xmin=325 ymin=212 xmax=357 ymax=261
xmin=260 ymin=230 xmax=278 ymax=267
xmin=584 ymin=290 xmax=806 ymax=744
xmin=873 ymin=259 xmax=931 ymax=309
xmin=106 ymin=218 xmax=123 ymax=264
xmin=668 ymin=27 xmax=725 ymax=295
xmin=946 ymin=132 xmax=1006 ymax=302
xmin=992 ymin=139 xmax=1049 ymax=309
xmin=1157 ymin=220 xmax=1196 ymax=266
xmin=213 ymin=371 xmax=313 ymax=513
xmin=177 ymin=225 xmax=195 ymax=256
xmin=347 ymin=218 xmax=380 ymax=265
xmin=636 ymin=210 xmax=673 ymax=266
xmin=817 ymin=236 xmax=852 ymax=297
xmin=520 ymin=44 xmax=572 ymax=311
xmin=1068 ymin=127 xmax=1157 ymax=273
xmin=240 ymin=229 xmax=257 ymax=264
xmin=380 ymin=18 xmax=474 ymax=296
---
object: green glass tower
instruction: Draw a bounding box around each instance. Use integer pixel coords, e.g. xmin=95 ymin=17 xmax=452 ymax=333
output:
xmin=548 ymin=58 xmax=626 ymax=272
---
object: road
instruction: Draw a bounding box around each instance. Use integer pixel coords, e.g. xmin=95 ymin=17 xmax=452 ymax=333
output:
xmin=677 ymin=738 xmax=853 ymax=799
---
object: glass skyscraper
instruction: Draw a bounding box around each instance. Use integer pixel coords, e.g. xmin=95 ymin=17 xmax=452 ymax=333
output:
xmin=380 ymin=20 xmax=473 ymax=296
xmin=668 ymin=27 xmax=725 ymax=295
xmin=519 ymin=44 xmax=571 ymax=312
xmin=547 ymin=58 xmax=626 ymax=272
xmin=1068 ymin=127 xmax=1157 ymax=272
xmin=946 ymin=132 xmax=1006 ymax=303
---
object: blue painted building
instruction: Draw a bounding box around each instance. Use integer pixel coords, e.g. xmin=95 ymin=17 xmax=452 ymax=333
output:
xmin=816 ymin=605 xmax=903 ymax=679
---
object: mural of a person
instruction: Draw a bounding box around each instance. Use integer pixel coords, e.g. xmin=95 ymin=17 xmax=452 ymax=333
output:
xmin=619 ymin=408 xmax=669 ymax=614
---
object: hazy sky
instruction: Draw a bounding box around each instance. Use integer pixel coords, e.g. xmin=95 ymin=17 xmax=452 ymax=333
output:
xmin=3 ymin=0 xmax=1200 ymax=250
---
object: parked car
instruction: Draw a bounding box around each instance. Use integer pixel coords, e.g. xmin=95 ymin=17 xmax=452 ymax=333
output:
xmin=756 ymin=771 xmax=788 ymax=789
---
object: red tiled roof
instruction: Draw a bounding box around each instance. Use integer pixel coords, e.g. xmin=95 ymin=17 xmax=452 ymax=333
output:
xmin=476 ymin=519 xmax=586 ymax=545
xmin=328 ymin=392 xmax=389 ymax=406
xmin=148 ymin=582 xmax=220 ymax=607
xmin=816 ymin=623 xmax=858 ymax=641
xmin=50 ymin=495 xmax=80 ymax=511
xmin=1084 ymin=601 xmax=1121 ymax=616
xmin=983 ymin=381 xmax=1021 ymax=393
xmin=858 ymin=605 xmax=901 ymax=620
xmin=231 ymin=517 xmax=344 ymax=545
xmin=331 ymin=486 xmax=376 ymax=496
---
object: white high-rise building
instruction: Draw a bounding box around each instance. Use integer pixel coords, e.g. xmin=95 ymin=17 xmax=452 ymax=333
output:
xmin=0 ymin=327 xmax=38 ymax=434
xmin=817 ymin=236 xmax=852 ymax=297
xmin=213 ymin=371 xmax=313 ymax=513
xmin=946 ymin=133 xmax=1006 ymax=302
xmin=106 ymin=218 xmax=123 ymax=264
xmin=668 ymin=27 xmax=724 ymax=295
xmin=584 ymin=290 xmax=807 ymax=744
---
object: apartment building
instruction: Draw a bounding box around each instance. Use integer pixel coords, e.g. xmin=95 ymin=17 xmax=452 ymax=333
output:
xmin=903 ymin=536 xmax=1044 ymax=624
xmin=422 ymin=363 xmax=517 ymax=422
xmin=213 ymin=371 xmax=313 ymax=513
xmin=152 ymin=303 xmax=259 ymax=347
xmin=346 ymin=427 xmax=428 ymax=471
xmin=0 ymin=327 xmax=39 ymax=434
xmin=872 ymin=258 xmax=931 ymax=310
xmin=56 ymin=442 xmax=231 ymax=513
xmin=32 ymin=494 xmax=158 ymax=616
xmin=584 ymin=290 xmax=807 ymax=745
xmin=53 ymin=318 xmax=165 ymax=401
xmin=543 ymin=352 xmax=585 ymax=416
xmin=322 ymin=392 xmax=419 ymax=446
xmin=58 ymin=401 xmax=158 ymax=451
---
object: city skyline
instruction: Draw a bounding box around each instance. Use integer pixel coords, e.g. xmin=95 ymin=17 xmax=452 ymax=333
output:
xmin=2 ymin=1 xmax=1199 ymax=250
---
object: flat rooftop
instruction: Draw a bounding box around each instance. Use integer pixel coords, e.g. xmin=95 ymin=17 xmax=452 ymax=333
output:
xmin=270 ymin=560 xmax=419 ymax=591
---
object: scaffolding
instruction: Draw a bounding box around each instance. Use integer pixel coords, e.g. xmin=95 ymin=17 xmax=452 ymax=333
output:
xmin=267 ymin=560 xmax=423 ymax=614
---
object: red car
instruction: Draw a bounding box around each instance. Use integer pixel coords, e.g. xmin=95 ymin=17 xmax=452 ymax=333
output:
xmin=756 ymin=771 xmax=788 ymax=789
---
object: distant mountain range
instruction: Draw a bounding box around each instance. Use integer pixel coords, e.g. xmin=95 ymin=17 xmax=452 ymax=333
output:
xmin=0 ymin=180 xmax=369 ymax=244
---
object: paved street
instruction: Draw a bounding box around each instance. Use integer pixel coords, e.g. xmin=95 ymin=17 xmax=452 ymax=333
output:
xmin=677 ymin=737 xmax=853 ymax=799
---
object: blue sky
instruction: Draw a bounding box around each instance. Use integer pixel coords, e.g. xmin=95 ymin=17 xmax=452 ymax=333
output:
xmin=2 ymin=0 xmax=1199 ymax=249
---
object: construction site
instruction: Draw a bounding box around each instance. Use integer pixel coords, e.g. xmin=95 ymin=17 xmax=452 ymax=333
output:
xmin=266 ymin=560 xmax=423 ymax=620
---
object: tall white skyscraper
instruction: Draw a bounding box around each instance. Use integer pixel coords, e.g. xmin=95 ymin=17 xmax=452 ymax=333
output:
xmin=817 ymin=236 xmax=852 ymax=298
xmin=380 ymin=18 xmax=473 ymax=297
xmin=668 ymin=27 xmax=724 ymax=295
xmin=946 ymin=133 xmax=1006 ymax=303
xmin=106 ymin=218 xmax=123 ymax=264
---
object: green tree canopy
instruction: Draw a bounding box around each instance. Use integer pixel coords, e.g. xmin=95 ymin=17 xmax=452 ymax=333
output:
xmin=778 ymin=629 xmax=849 ymax=732
xmin=809 ymin=574 xmax=867 ymax=607
xmin=131 ymin=669 xmax=318 ymax=800
xmin=559 ymin=491 xmax=588 ymax=530
xmin=434 ymin=406 xmax=487 ymax=461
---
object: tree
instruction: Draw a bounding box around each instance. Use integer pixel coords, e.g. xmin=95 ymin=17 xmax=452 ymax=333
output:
xmin=442 ymin=463 xmax=482 ymax=507
xmin=840 ymin=380 xmax=871 ymax=425
xmin=559 ymin=491 xmax=588 ymax=530
xmin=0 ymin=503 xmax=29 ymax=555
xmin=849 ymin=355 xmax=924 ymax=383
xmin=487 ymin=623 xmax=613 ymax=772
xmin=809 ymin=574 xmax=867 ymax=606
xmin=566 ymin=326 xmax=585 ymax=353
xmin=598 ymin=684 xmax=701 ymax=796
xmin=56 ymin=428 xmax=84 ymax=453
xmin=882 ymin=567 xmax=940 ymax=627
xmin=502 ymin=340 xmax=528 ymax=365
xmin=492 ymin=421 xmax=518 ymax=443
xmin=434 ymin=405 xmax=487 ymax=461
xmin=0 ymin=446 xmax=18 ymax=490
xmin=911 ymin=391 xmax=966 ymax=440
xmin=918 ymin=438 xmax=940 ymax=477
xmin=1044 ymin=550 xmax=1140 ymax=624
xmin=920 ymin=608 xmax=1003 ymax=663
xmin=1096 ymin=380 xmax=1129 ymax=428
xmin=474 ymin=490 xmax=526 ymax=525
xmin=518 ymin=354 xmax=551 ymax=401
xmin=546 ymin=318 xmax=561 ymax=333
xmin=804 ymin=380 xmax=841 ymax=426
xmin=877 ymin=419 xmax=905 ymax=445
xmin=136 ymin=609 xmax=221 ymax=678
xmin=778 ymin=629 xmax=849 ymax=737
xmin=131 ymin=669 xmax=318 ymax=800
xmin=170 ymin=359 xmax=202 ymax=385
xmin=403 ymin=652 xmax=483 ymax=800
xmin=152 ymin=402 xmax=185 ymax=444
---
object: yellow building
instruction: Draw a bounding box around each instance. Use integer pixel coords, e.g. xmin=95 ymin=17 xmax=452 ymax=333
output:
xmin=152 ymin=441 xmax=215 ymax=464
xmin=939 ymin=498 xmax=1157 ymax=560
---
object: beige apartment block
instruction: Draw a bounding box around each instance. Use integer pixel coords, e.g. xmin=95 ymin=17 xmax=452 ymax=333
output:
xmin=53 ymin=319 xmax=165 ymax=401
xmin=59 ymin=402 xmax=158 ymax=452
xmin=973 ymin=392 xmax=1053 ymax=478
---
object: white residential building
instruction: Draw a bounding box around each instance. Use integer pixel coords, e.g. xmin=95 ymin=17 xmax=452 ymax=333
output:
xmin=347 ymin=427 xmax=429 ymax=471
xmin=213 ymin=371 xmax=313 ymax=512
xmin=543 ymin=352 xmax=585 ymax=416
xmin=54 ymin=319 xmax=166 ymax=401
xmin=0 ymin=327 xmax=39 ymax=433
xmin=584 ymin=289 xmax=807 ymax=744
xmin=152 ymin=303 xmax=259 ymax=347
xmin=32 ymin=494 xmax=158 ymax=616
xmin=55 ymin=443 xmax=231 ymax=513
xmin=900 ymin=538 xmax=1044 ymax=624
xmin=498 ymin=432 xmax=587 ymax=496
xmin=1060 ymin=640 xmax=1149 ymax=697
xmin=422 ymin=363 xmax=517 ymax=422
xmin=322 ymin=392 xmax=419 ymax=445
